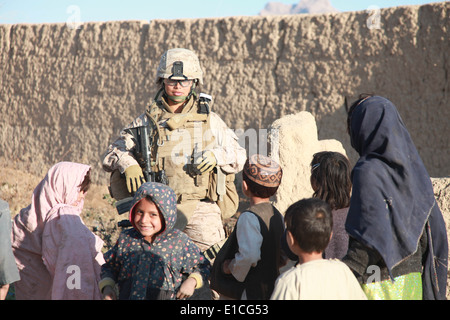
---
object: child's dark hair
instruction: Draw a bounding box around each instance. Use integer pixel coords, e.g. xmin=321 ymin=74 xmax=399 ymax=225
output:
xmin=284 ymin=198 xmax=332 ymax=253
xmin=78 ymin=169 xmax=91 ymax=193
xmin=310 ymin=152 xmax=351 ymax=210
xmin=243 ymin=171 xmax=279 ymax=198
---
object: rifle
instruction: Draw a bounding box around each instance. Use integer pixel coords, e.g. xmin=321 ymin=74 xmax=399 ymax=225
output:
xmin=115 ymin=125 xmax=168 ymax=225
xmin=126 ymin=125 xmax=153 ymax=182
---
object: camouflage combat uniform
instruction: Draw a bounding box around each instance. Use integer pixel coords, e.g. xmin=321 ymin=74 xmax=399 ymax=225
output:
xmin=102 ymin=49 xmax=246 ymax=252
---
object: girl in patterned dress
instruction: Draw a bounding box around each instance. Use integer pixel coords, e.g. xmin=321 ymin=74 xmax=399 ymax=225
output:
xmin=100 ymin=182 xmax=210 ymax=300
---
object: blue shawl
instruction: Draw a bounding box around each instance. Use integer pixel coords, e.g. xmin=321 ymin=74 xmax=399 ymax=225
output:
xmin=346 ymin=96 xmax=448 ymax=300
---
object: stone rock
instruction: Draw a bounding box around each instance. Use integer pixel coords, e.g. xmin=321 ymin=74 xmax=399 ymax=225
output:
xmin=269 ymin=111 xmax=346 ymax=214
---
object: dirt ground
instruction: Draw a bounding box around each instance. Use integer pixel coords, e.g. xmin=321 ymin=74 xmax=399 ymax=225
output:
xmin=0 ymin=167 xmax=123 ymax=250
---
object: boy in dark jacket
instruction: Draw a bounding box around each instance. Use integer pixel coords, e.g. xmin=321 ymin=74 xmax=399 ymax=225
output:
xmin=216 ymin=154 xmax=285 ymax=300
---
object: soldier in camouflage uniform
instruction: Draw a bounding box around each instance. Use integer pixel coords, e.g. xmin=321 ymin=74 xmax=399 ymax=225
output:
xmin=102 ymin=48 xmax=246 ymax=252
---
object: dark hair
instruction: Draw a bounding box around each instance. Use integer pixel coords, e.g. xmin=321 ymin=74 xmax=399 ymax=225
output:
xmin=243 ymin=171 xmax=279 ymax=198
xmin=78 ymin=169 xmax=91 ymax=193
xmin=310 ymin=151 xmax=352 ymax=210
xmin=284 ymin=198 xmax=333 ymax=253
xmin=346 ymin=93 xmax=374 ymax=134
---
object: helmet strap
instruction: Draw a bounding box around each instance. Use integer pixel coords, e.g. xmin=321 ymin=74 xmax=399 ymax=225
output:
xmin=167 ymin=94 xmax=189 ymax=103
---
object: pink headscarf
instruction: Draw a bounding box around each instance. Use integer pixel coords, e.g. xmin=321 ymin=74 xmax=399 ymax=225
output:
xmin=12 ymin=162 xmax=104 ymax=300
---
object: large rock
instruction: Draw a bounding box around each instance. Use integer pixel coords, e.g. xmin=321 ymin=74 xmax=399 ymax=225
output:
xmin=269 ymin=111 xmax=346 ymax=214
xmin=433 ymin=178 xmax=450 ymax=222
xmin=431 ymin=178 xmax=450 ymax=300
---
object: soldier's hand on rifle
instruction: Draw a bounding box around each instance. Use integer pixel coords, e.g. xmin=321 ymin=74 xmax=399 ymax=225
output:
xmin=195 ymin=150 xmax=217 ymax=174
xmin=124 ymin=165 xmax=145 ymax=194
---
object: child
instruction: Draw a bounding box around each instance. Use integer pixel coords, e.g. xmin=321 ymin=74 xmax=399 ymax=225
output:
xmin=211 ymin=154 xmax=285 ymax=300
xmin=100 ymin=182 xmax=211 ymax=300
xmin=11 ymin=162 xmax=104 ymax=300
xmin=310 ymin=151 xmax=351 ymax=259
xmin=271 ymin=198 xmax=367 ymax=300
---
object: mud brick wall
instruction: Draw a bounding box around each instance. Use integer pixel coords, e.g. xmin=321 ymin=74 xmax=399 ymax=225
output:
xmin=0 ymin=2 xmax=448 ymax=183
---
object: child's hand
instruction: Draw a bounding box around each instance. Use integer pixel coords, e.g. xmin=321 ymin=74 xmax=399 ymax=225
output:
xmin=102 ymin=285 xmax=117 ymax=300
xmin=177 ymin=277 xmax=197 ymax=299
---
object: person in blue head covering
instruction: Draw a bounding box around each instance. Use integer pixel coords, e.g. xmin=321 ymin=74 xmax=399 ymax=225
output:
xmin=342 ymin=95 xmax=448 ymax=300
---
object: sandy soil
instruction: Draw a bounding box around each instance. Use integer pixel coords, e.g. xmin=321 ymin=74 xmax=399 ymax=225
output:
xmin=0 ymin=166 xmax=122 ymax=250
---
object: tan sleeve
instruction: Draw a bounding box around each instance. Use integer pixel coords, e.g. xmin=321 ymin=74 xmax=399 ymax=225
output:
xmin=102 ymin=113 xmax=148 ymax=173
xmin=208 ymin=112 xmax=246 ymax=174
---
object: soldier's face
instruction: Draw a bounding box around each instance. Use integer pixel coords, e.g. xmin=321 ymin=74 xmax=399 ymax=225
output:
xmin=164 ymin=80 xmax=192 ymax=100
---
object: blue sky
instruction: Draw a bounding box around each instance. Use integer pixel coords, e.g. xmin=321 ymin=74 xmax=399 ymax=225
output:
xmin=0 ymin=0 xmax=443 ymax=24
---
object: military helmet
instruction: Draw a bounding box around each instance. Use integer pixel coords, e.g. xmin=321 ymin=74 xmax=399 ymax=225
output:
xmin=156 ymin=48 xmax=204 ymax=85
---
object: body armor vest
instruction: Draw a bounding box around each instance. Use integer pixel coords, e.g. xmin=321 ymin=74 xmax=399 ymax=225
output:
xmin=146 ymin=95 xmax=215 ymax=202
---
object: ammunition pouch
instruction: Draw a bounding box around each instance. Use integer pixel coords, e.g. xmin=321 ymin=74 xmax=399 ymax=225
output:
xmin=207 ymin=168 xmax=239 ymax=221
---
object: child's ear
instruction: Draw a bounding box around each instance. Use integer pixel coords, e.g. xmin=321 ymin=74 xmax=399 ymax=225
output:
xmin=286 ymin=230 xmax=296 ymax=247
xmin=242 ymin=180 xmax=249 ymax=194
